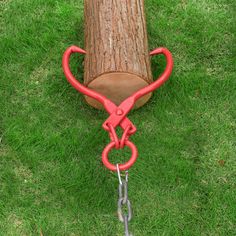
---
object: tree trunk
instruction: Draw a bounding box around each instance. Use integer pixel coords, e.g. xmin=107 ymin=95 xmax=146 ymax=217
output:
xmin=84 ymin=0 xmax=153 ymax=109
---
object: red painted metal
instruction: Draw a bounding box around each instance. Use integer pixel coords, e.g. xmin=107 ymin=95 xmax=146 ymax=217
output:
xmin=102 ymin=140 xmax=138 ymax=171
xmin=62 ymin=45 xmax=173 ymax=171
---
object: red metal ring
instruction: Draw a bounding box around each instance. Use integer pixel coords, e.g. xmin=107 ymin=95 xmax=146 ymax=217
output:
xmin=102 ymin=140 xmax=138 ymax=171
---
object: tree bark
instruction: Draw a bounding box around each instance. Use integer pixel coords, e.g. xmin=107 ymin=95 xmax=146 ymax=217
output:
xmin=84 ymin=0 xmax=153 ymax=109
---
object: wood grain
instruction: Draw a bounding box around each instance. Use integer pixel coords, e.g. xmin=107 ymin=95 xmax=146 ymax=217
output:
xmin=84 ymin=0 xmax=153 ymax=109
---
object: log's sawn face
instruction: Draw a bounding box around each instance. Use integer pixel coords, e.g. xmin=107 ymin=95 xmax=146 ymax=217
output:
xmin=84 ymin=0 xmax=153 ymax=109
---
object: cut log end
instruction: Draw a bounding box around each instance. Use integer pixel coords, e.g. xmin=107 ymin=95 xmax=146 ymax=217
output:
xmin=84 ymin=72 xmax=152 ymax=109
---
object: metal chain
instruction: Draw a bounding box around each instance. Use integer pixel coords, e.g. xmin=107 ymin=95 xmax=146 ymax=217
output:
xmin=116 ymin=164 xmax=133 ymax=236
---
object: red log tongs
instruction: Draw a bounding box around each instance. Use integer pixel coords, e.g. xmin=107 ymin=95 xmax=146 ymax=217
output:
xmin=62 ymin=46 xmax=173 ymax=171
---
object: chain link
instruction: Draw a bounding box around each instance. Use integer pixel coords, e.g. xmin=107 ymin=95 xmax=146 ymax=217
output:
xmin=116 ymin=165 xmax=133 ymax=236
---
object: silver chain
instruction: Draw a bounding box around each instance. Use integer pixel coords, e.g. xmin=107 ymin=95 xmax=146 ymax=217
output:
xmin=116 ymin=164 xmax=133 ymax=236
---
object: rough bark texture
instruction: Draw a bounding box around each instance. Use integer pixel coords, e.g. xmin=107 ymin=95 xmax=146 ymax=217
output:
xmin=84 ymin=0 xmax=153 ymax=109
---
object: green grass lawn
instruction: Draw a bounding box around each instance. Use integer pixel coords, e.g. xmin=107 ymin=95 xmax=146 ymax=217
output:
xmin=1 ymin=0 xmax=235 ymax=235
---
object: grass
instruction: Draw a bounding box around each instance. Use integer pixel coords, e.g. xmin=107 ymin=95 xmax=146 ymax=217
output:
xmin=0 ymin=0 xmax=235 ymax=235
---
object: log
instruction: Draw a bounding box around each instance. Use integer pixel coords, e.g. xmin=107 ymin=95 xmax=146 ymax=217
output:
xmin=84 ymin=0 xmax=153 ymax=109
